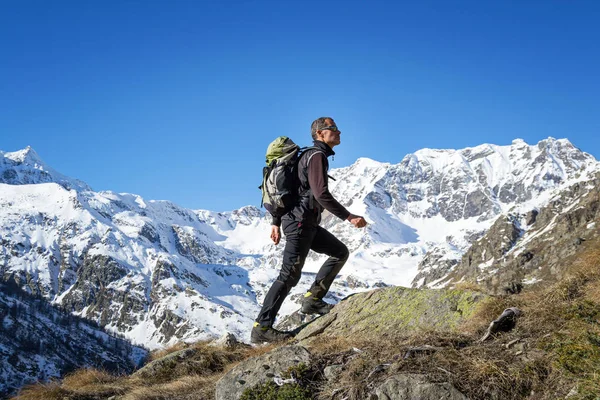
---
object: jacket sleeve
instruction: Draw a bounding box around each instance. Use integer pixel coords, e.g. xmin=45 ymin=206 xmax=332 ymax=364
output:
xmin=272 ymin=215 xmax=282 ymax=227
xmin=307 ymin=152 xmax=351 ymax=221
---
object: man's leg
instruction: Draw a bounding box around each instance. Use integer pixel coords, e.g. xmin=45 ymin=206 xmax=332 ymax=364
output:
xmin=254 ymin=223 xmax=315 ymax=333
xmin=301 ymin=227 xmax=349 ymax=314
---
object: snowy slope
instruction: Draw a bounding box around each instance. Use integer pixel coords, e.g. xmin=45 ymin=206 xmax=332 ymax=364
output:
xmin=0 ymin=180 xmax=263 ymax=349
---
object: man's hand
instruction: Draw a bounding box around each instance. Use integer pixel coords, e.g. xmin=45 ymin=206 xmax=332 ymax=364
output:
xmin=270 ymin=225 xmax=281 ymax=245
xmin=347 ymin=214 xmax=367 ymax=228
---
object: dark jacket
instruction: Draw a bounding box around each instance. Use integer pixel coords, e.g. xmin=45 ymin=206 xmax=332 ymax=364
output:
xmin=273 ymin=140 xmax=350 ymax=227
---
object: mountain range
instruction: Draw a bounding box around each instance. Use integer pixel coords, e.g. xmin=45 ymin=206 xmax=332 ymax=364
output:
xmin=1 ymin=138 xmax=599 ymax=396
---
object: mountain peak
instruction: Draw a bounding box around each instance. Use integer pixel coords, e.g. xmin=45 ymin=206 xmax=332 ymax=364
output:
xmin=1 ymin=146 xmax=91 ymax=192
xmin=352 ymin=157 xmax=387 ymax=169
xmin=4 ymin=146 xmax=44 ymax=165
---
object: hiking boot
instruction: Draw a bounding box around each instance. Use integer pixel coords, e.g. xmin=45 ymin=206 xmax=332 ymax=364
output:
xmin=301 ymin=296 xmax=334 ymax=315
xmin=251 ymin=323 xmax=293 ymax=344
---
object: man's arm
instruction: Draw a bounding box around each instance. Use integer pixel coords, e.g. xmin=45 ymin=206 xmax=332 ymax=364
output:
xmin=307 ymin=152 xmax=367 ymax=228
xmin=307 ymin=152 xmax=351 ymax=221
xmin=272 ymin=215 xmax=281 ymax=227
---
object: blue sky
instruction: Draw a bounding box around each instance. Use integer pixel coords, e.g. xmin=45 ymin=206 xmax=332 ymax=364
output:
xmin=1 ymin=1 xmax=599 ymax=212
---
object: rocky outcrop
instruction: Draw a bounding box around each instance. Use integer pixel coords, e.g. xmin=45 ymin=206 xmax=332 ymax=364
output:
xmin=217 ymin=286 xmax=484 ymax=400
xmin=412 ymin=247 xmax=460 ymax=287
xmin=295 ymin=286 xmax=487 ymax=343
xmin=172 ymin=225 xmax=228 ymax=264
xmin=131 ymin=348 xmax=206 ymax=383
xmin=215 ymin=345 xmax=311 ymax=400
xmin=61 ymin=253 xmax=147 ymax=328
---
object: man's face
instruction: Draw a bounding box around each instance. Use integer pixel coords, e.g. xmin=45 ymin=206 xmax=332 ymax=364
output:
xmin=317 ymin=119 xmax=341 ymax=148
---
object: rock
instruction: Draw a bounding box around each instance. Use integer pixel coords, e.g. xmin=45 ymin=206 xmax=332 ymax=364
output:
xmin=412 ymin=246 xmax=460 ymax=287
xmin=565 ymin=385 xmax=579 ymax=398
xmin=324 ymin=364 xmax=343 ymax=381
xmin=296 ymin=286 xmax=487 ymax=343
xmin=480 ymin=307 xmax=523 ymax=342
xmin=132 ymin=348 xmax=199 ymax=382
xmin=374 ymin=373 xmax=468 ymax=400
xmin=525 ymin=209 xmax=538 ymax=226
xmin=215 ymin=345 xmax=311 ymax=400
xmin=402 ymin=345 xmax=441 ymax=359
xmin=212 ymin=332 xmax=240 ymax=349
xmin=275 ymin=308 xmax=322 ymax=333
xmin=295 ymin=312 xmax=337 ymax=341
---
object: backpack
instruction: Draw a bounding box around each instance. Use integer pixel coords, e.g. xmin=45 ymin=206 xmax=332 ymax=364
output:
xmin=259 ymin=137 xmax=314 ymax=218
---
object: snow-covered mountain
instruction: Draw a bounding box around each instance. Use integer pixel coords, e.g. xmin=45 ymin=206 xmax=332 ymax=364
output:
xmin=305 ymin=137 xmax=598 ymax=289
xmin=1 ymin=138 xmax=598 ymax=355
xmin=0 ymin=146 xmax=90 ymax=191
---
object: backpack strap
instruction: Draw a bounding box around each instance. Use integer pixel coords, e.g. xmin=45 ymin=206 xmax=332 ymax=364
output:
xmin=300 ymin=147 xmax=336 ymax=181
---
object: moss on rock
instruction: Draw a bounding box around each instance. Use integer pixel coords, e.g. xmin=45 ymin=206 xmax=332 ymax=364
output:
xmin=297 ymin=286 xmax=487 ymax=342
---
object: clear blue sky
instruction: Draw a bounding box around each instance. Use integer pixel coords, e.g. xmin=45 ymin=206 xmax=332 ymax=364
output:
xmin=1 ymin=1 xmax=599 ymax=212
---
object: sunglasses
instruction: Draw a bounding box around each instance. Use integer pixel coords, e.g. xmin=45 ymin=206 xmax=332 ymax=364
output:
xmin=321 ymin=125 xmax=340 ymax=132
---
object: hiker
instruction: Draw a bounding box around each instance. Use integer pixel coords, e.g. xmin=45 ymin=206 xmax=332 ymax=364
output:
xmin=251 ymin=117 xmax=368 ymax=343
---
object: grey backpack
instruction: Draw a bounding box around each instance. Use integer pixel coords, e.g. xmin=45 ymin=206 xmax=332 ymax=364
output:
xmin=260 ymin=137 xmax=314 ymax=218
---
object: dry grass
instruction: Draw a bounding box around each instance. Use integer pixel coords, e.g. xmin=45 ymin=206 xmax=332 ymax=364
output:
xmin=451 ymin=280 xmax=486 ymax=293
xmin=13 ymin=369 xmax=130 ymax=400
xmin=149 ymin=340 xmax=192 ymax=361
xmin=12 ymin=382 xmax=68 ymax=400
xmin=10 ymin=341 xmax=275 ymax=400
xmin=61 ymin=368 xmax=123 ymax=390
xmin=123 ymin=374 xmax=221 ymax=400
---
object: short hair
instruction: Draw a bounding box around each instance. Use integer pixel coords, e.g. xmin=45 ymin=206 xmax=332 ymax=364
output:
xmin=310 ymin=117 xmax=333 ymax=140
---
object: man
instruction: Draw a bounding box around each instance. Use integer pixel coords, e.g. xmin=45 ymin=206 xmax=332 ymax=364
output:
xmin=251 ymin=117 xmax=368 ymax=344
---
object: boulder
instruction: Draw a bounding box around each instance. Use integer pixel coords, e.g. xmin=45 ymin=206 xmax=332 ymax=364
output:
xmin=132 ymin=348 xmax=199 ymax=382
xmin=215 ymin=345 xmax=311 ymax=400
xmin=295 ymin=286 xmax=486 ymax=343
xmin=212 ymin=332 xmax=241 ymax=349
xmin=374 ymin=373 xmax=468 ymax=400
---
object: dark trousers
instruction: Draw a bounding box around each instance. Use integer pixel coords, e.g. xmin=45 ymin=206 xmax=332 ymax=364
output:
xmin=256 ymin=220 xmax=349 ymax=327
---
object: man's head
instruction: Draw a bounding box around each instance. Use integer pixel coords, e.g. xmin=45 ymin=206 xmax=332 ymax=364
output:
xmin=311 ymin=117 xmax=341 ymax=148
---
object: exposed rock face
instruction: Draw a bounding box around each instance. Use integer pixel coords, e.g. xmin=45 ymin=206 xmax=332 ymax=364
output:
xmin=446 ymin=175 xmax=600 ymax=294
xmin=373 ymin=374 xmax=468 ymax=400
xmin=412 ymin=247 xmax=460 ymax=287
xmin=295 ymin=286 xmax=487 ymax=343
xmin=172 ymin=225 xmax=233 ymax=264
xmin=215 ymin=345 xmax=311 ymax=400
xmin=61 ymin=253 xmax=147 ymax=329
